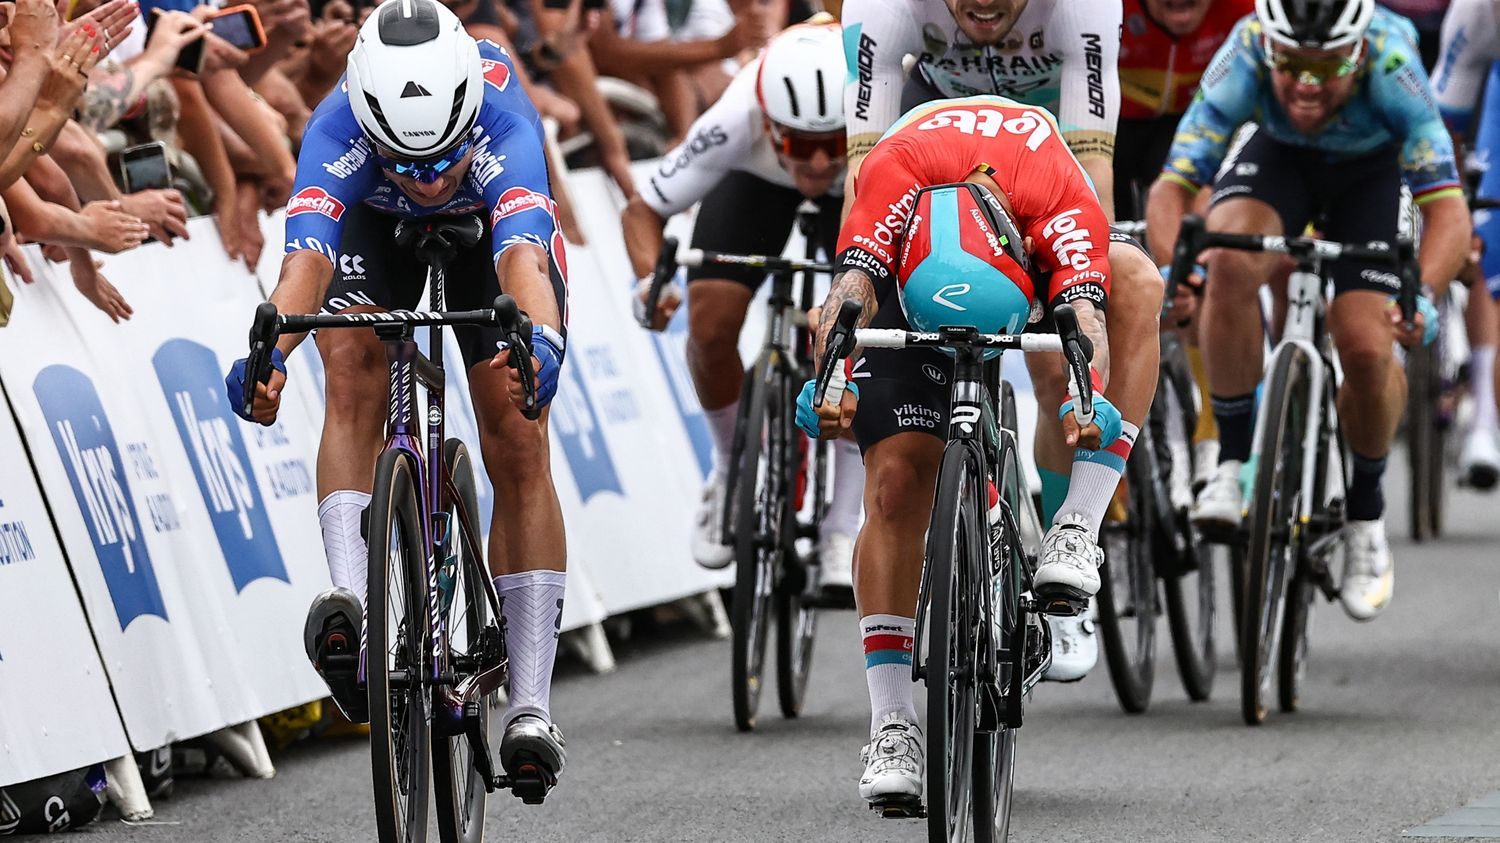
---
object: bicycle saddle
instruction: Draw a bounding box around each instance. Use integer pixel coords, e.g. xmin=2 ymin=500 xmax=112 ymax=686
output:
xmin=394 ymin=215 xmax=485 ymax=266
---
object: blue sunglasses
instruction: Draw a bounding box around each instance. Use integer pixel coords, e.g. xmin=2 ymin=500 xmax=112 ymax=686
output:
xmin=376 ymin=136 xmax=473 ymax=184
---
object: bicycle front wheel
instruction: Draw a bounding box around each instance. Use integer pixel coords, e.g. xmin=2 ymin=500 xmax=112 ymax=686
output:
xmin=433 ymin=440 xmax=491 ymax=843
xmin=1240 ymin=349 xmax=1310 ymax=726
xmin=924 ymin=443 xmax=983 ymax=842
xmin=731 ymin=355 xmax=786 ymax=731
xmin=367 ymin=448 xmax=432 ymax=843
xmin=1405 ymin=341 xmax=1445 ymax=541
xmin=776 ymin=434 xmax=824 ymax=719
xmin=1097 ymin=433 xmax=1158 ymax=714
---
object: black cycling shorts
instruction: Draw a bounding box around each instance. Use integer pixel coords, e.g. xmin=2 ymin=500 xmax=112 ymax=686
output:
xmin=687 ymin=170 xmax=841 ymax=288
xmin=321 ymin=202 xmax=567 ymax=371
xmin=1209 ymin=125 xmax=1406 ymax=297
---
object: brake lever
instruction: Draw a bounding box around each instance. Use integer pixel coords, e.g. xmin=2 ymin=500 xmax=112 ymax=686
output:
xmin=1166 ymin=214 xmax=1205 ymax=309
xmin=1395 ymin=239 xmax=1418 ymax=332
xmin=1053 ymin=304 xmax=1095 ymax=426
xmin=813 ymin=299 xmax=862 ymax=408
xmin=640 ymin=236 xmax=680 ymax=330
xmin=242 ymin=301 xmax=279 ymax=419
xmin=494 ymin=295 xmax=541 ymax=421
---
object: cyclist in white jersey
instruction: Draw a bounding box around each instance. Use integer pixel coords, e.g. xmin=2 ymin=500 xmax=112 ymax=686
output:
xmin=842 ymin=0 xmax=1167 ymax=685
xmin=621 ymin=20 xmax=865 ymax=597
xmin=1432 ymin=0 xmax=1500 ymax=487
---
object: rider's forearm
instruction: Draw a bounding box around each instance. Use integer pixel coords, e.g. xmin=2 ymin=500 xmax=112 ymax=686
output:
xmin=1079 ymin=155 xmax=1116 ymax=223
xmin=1416 ymin=194 xmax=1472 ymax=296
xmin=498 ymin=244 xmax=562 ymax=333
xmin=269 ymin=250 xmax=335 ymax=356
xmin=1074 ymin=299 xmax=1111 ymax=388
xmin=621 ymin=195 xmax=666 ymax=278
xmin=815 ymin=268 xmax=879 ymax=367
xmin=1144 ymin=177 xmax=1195 ymax=267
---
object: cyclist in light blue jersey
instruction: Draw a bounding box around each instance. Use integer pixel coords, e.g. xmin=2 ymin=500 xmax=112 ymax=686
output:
xmin=1146 ymin=0 xmax=1472 ymax=623
xmin=1432 ymin=0 xmax=1500 ymax=487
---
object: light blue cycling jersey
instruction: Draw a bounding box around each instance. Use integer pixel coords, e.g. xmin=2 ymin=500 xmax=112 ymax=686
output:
xmin=1161 ymin=8 xmax=1461 ymax=203
xmin=1432 ymin=0 xmax=1500 ymax=295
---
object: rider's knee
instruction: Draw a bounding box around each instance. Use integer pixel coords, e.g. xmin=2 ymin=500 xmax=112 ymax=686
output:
xmin=321 ymin=336 xmax=386 ymax=415
xmin=865 ymin=444 xmax=936 ymax=524
xmin=1109 ymin=244 xmax=1165 ymax=322
xmin=477 ymin=413 xmax=551 ymax=486
xmin=687 ymin=299 xmax=746 ymax=357
xmin=1335 ymin=340 xmax=1394 ymax=388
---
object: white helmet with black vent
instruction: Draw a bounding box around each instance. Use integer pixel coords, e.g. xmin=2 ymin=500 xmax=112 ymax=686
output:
xmin=755 ymin=21 xmax=845 ymax=134
xmin=346 ymin=0 xmax=483 ymax=160
xmin=1255 ymin=0 xmax=1374 ymax=51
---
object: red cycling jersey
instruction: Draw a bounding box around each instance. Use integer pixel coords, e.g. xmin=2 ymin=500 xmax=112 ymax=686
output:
xmin=1118 ymin=0 xmax=1254 ymax=119
xmin=836 ymin=97 xmax=1112 ymax=309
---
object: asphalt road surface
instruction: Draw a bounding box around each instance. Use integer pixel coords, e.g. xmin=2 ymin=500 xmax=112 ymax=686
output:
xmin=79 ymin=462 xmax=1500 ymax=842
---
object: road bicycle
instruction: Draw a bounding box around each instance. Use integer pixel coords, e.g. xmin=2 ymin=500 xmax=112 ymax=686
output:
xmin=816 ymin=300 xmax=1095 ymax=842
xmin=1169 ymin=214 xmax=1419 ymax=726
xmin=242 ymin=217 xmax=547 ymax=843
xmin=640 ymin=204 xmax=841 ymax=732
xmin=1094 ymin=221 xmax=1218 ymax=713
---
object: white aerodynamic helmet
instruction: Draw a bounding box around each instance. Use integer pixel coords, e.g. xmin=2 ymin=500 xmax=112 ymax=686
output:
xmin=1255 ymin=0 xmax=1374 ymax=50
xmin=756 ymin=21 xmax=845 ymax=134
xmin=347 ymin=0 xmax=483 ymax=162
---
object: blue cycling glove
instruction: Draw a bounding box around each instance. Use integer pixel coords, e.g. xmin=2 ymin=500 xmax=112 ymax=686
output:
xmin=795 ymin=377 xmax=859 ymax=439
xmin=226 ymin=347 xmax=286 ymax=424
xmin=1058 ymin=392 xmax=1123 ymax=449
xmin=1415 ymin=295 xmax=1440 ymax=348
xmin=528 ymin=325 xmax=565 ymax=408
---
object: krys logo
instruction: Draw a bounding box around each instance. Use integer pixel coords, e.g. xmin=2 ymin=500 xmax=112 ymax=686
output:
xmin=34 ymin=365 xmax=167 ymax=629
xmin=153 ymin=339 xmax=288 ymax=591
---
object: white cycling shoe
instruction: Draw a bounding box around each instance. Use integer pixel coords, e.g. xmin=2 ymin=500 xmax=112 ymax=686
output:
xmin=1340 ymin=519 xmax=1394 ymax=621
xmin=692 ymin=472 xmax=734 ymax=570
xmin=1192 ymin=459 xmax=1244 ymax=532
xmin=858 ymin=712 xmax=925 ymax=816
xmin=1459 ymin=427 xmax=1500 ymax=491
xmin=816 ymin=530 xmax=856 ymax=606
xmin=1043 ymin=605 xmax=1098 ymax=682
xmin=1192 ymin=439 xmax=1220 ymax=493
xmin=500 ymin=713 xmax=567 ymax=804
xmin=1033 ymin=514 xmax=1103 ymax=612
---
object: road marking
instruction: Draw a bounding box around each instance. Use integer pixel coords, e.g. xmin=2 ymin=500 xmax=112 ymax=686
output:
xmin=1406 ymin=792 xmax=1500 ymax=837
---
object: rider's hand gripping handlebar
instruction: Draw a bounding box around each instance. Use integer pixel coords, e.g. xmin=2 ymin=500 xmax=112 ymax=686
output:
xmin=638 ymin=235 xmax=680 ymax=330
xmin=242 ymin=301 xmax=280 ymax=419
xmin=814 ymin=299 xmax=862 ymax=408
xmin=1167 ymin=214 xmax=1206 ymax=304
xmin=495 ymin=294 xmax=541 ymax=421
xmin=1052 ymin=303 xmax=1096 ymax=427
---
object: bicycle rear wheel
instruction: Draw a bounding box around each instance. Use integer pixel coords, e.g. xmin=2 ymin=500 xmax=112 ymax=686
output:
xmin=367 ymin=448 xmax=432 ymax=843
xmin=1097 ymin=435 xmax=1157 ymax=714
xmin=731 ymin=355 xmax=787 ymax=732
xmin=1240 ymin=349 xmax=1310 ymax=726
xmin=433 ymin=440 xmax=491 ymax=843
xmin=1405 ymin=342 xmax=1445 ymax=541
xmin=924 ymin=443 xmax=983 ymax=842
xmin=776 ymin=434 xmax=824 ymax=719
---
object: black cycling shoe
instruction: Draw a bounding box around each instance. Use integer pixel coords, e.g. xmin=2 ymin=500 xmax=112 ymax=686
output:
xmin=303 ymin=588 xmax=368 ymax=723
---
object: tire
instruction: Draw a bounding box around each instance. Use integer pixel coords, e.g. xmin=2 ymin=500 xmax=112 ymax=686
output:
xmin=1155 ymin=356 xmax=1216 ymax=702
xmin=974 ymin=420 xmax=1021 ymax=843
xmin=731 ymin=355 xmax=786 ymax=732
xmin=776 ymin=433 xmax=823 ymax=719
xmin=433 ymin=440 xmax=490 ymax=843
xmin=1240 ymin=349 xmax=1310 ymax=727
xmin=1406 ymin=343 xmax=1441 ymax=542
xmin=972 ymin=728 xmax=1016 ymax=843
xmin=924 ymin=443 xmax=982 ymax=843
xmin=1096 ymin=431 xmax=1157 ymax=714
xmin=367 ymin=448 xmax=432 ymax=843
xmin=1277 ymin=570 xmax=1316 ymax=713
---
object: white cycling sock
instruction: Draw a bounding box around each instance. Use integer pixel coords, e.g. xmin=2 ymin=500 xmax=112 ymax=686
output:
xmin=318 ymin=491 xmax=370 ymax=608
xmin=1472 ymin=345 xmax=1498 ymax=433
xmin=705 ymin=401 xmax=739 ymax=477
xmin=861 ymin=614 xmax=917 ymax=733
xmin=1055 ymin=421 xmax=1140 ymax=536
xmin=498 ymin=570 xmax=566 ymax=728
xmin=823 ymin=439 xmax=865 ymax=537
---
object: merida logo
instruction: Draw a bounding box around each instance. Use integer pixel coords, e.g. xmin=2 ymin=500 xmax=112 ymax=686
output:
xmin=855 ymin=33 xmax=876 ymax=120
xmin=1082 ymin=33 xmax=1105 ymax=118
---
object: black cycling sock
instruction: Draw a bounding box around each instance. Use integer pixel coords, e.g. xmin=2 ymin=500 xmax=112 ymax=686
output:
xmin=1211 ymin=392 xmax=1257 ymax=463
xmin=1347 ymin=451 xmax=1387 ymax=521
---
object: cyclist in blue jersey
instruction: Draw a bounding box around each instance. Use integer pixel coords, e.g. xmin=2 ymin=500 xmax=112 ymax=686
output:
xmin=1432 ymin=0 xmax=1500 ymax=488
xmin=224 ymin=0 xmax=570 ymax=789
xmin=1146 ymin=0 xmax=1472 ymax=622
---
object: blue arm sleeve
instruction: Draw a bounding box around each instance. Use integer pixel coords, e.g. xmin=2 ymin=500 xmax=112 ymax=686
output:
xmin=1160 ymin=17 xmax=1262 ymax=188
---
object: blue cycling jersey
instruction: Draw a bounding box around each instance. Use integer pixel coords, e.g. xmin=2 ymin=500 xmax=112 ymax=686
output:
xmin=284 ymin=40 xmax=564 ymax=271
xmin=1161 ymin=8 xmax=1462 ymax=203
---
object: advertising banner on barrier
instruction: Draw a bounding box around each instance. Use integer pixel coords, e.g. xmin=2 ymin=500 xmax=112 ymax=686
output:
xmin=0 ymin=222 xmax=330 ymax=751
xmin=0 ymin=383 xmax=129 ymax=786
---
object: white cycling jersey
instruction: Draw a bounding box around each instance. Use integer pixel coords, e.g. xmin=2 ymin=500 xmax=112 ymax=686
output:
xmin=1432 ymin=0 xmax=1500 ymax=131
xmin=841 ymin=0 xmax=1121 ymax=165
xmin=639 ymin=54 xmax=842 ymax=218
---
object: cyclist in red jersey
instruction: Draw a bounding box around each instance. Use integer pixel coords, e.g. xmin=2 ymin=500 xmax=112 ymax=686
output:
xmin=803 ymin=95 xmax=1122 ymax=809
xmin=1116 ymin=0 xmax=1255 ymax=217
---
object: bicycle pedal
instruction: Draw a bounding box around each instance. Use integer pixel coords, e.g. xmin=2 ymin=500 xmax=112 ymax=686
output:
xmin=502 ymin=757 xmax=557 ymax=805
xmin=1034 ymin=585 xmax=1089 ymax=617
xmin=868 ymin=796 xmax=925 ymax=819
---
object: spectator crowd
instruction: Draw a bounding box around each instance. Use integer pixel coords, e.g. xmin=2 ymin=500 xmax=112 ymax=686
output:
xmin=0 ymin=0 xmax=823 ymax=323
